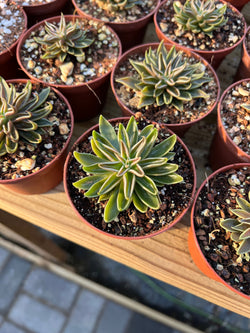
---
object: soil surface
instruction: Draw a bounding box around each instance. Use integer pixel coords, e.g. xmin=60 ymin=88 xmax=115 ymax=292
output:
xmin=113 ymin=48 xmax=219 ymax=125
xmin=220 ymin=80 xmax=250 ymax=155
xmin=66 ymin=115 xmax=195 ymax=237
xmin=245 ymin=27 xmax=250 ymax=54
xmin=0 ymin=82 xmax=72 ymax=180
xmin=193 ymin=166 xmax=250 ymax=296
xmin=156 ymin=0 xmax=245 ymax=52
xmin=15 ymin=0 xmax=54 ymax=5
xmin=74 ymin=0 xmax=158 ymax=22
xmin=19 ymin=18 xmax=120 ymax=86
xmin=0 ymin=0 xmax=26 ymax=53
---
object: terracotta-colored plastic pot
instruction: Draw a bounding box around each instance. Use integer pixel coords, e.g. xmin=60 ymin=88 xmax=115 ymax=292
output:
xmin=209 ymin=79 xmax=250 ymax=171
xmin=0 ymin=4 xmax=27 ymax=80
xmin=0 ymin=79 xmax=74 ymax=195
xmin=154 ymin=0 xmax=247 ymax=69
xmin=64 ymin=116 xmax=197 ymax=239
xmin=71 ymin=0 xmax=161 ymax=51
xmin=16 ymin=15 xmax=122 ymax=122
xmin=111 ymin=42 xmax=220 ymax=137
xmin=20 ymin=0 xmax=70 ymax=27
xmin=189 ymin=163 xmax=250 ymax=300
xmin=235 ymin=26 xmax=250 ymax=81
xmin=225 ymin=0 xmax=249 ymax=11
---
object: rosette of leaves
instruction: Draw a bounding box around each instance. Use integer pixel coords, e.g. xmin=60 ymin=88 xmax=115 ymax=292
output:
xmin=35 ymin=13 xmax=94 ymax=62
xmin=95 ymin=0 xmax=143 ymax=11
xmin=116 ymin=41 xmax=211 ymax=111
xmin=73 ymin=115 xmax=183 ymax=222
xmin=0 ymin=77 xmax=53 ymax=156
xmin=220 ymin=192 xmax=250 ymax=261
xmin=173 ymin=0 xmax=228 ymax=37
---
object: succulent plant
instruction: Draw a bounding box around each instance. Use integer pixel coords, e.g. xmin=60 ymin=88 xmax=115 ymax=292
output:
xmin=173 ymin=0 xmax=228 ymax=37
xmin=73 ymin=115 xmax=183 ymax=222
xmin=95 ymin=0 xmax=143 ymax=12
xmin=35 ymin=13 xmax=94 ymax=62
xmin=0 ymin=77 xmax=53 ymax=156
xmin=116 ymin=42 xmax=211 ymax=111
xmin=220 ymin=191 xmax=250 ymax=261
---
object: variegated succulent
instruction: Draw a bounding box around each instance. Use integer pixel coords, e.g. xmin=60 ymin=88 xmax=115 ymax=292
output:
xmin=35 ymin=13 xmax=94 ymax=62
xmin=95 ymin=0 xmax=143 ymax=11
xmin=173 ymin=0 xmax=228 ymax=37
xmin=73 ymin=115 xmax=183 ymax=222
xmin=0 ymin=77 xmax=53 ymax=156
xmin=116 ymin=41 xmax=211 ymax=111
xmin=220 ymin=191 xmax=250 ymax=261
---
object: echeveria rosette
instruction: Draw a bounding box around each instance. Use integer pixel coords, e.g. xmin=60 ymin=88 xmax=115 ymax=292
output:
xmin=35 ymin=13 xmax=94 ymax=62
xmin=116 ymin=42 xmax=211 ymax=112
xmin=173 ymin=0 xmax=228 ymax=38
xmin=95 ymin=0 xmax=143 ymax=11
xmin=73 ymin=115 xmax=183 ymax=222
xmin=0 ymin=77 xmax=53 ymax=156
xmin=220 ymin=192 xmax=250 ymax=261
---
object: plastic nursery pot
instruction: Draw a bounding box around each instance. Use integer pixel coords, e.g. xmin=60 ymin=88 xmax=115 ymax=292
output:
xmin=19 ymin=0 xmax=70 ymax=27
xmin=153 ymin=0 xmax=247 ymax=70
xmin=235 ymin=26 xmax=250 ymax=81
xmin=0 ymin=79 xmax=74 ymax=195
xmin=16 ymin=15 xmax=122 ymax=122
xmin=209 ymin=79 xmax=250 ymax=171
xmin=189 ymin=163 xmax=250 ymax=300
xmin=71 ymin=0 xmax=161 ymax=51
xmin=110 ymin=42 xmax=220 ymax=137
xmin=63 ymin=116 xmax=197 ymax=239
xmin=0 ymin=2 xmax=27 ymax=80
xmin=225 ymin=0 xmax=250 ymax=11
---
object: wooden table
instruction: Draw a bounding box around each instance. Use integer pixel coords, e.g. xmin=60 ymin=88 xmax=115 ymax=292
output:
xmin=1 ymin=16 xmax=250 ymax=318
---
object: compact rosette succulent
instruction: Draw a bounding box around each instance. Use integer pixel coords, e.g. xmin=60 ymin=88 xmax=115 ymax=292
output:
xmin=95 ymin=0 xmax=143 ymax=11
xmin=35 ymin=13 xmax=94 ymax=62
xmin=73 ymin=115 xmax=183 ymax=222
xmin=220 ymin=191 xmax=250 ymax=261
xmin=116 ymin=41 xmax=211 ymax=111
xmin=173 ymin=0 xmax=228 ymax=37
xmin=0 ymin=77 xmax=53 ymax=156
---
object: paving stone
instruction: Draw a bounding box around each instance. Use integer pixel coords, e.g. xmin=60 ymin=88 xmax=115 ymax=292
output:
xmin=0 ymin=315 xmax=3 ymax=325
xmin=0 ymin=256 xmax=31 ymax=315
xmin=125 ymin=313 xmax=181 ymax=333
xmin=23 ymin=267 xmax=79 ymax=311
xmin=8 ymin=294 xmax=65 ymax=333
xmin=95 ymin=300 xmax=132 ymax=333
xmin=0 ymin=247 xmax=9 ymax=271
xmin=63 ymin=289 xmax=105 ymax=333
xmin=0 ymin=321 xmax=26 ymax=333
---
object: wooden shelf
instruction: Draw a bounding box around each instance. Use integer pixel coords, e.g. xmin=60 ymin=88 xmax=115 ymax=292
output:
xmin=1 ymin=16 xmax=250 ymax=318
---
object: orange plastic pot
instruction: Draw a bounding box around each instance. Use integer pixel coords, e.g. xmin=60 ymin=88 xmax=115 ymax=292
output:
xmin=235 ymin=26 xmax=250 ymax=81
xmin=111 ymin=42 xmax=220 ymax=137
xmin=0 ymin=79 xmax=74 ymax=195
xmin=71 ymin=0 xmax=161 ymax=51
xmin=154 ymin=0 xmax=247 ymax=69
xmin=225 ymin=0 xmax=249 ymax=11
xmin=189 ymin=163 xmax=250 ymax=300
xmin=64 ymin=116 xmax=197 ymax=239
xmin=16 ymin=15 xmax=122 ymax=122
xmin=0 ymin=4 xmax=27 ymax=80
xmin=209 ymin=79 xmax=250 ymax=171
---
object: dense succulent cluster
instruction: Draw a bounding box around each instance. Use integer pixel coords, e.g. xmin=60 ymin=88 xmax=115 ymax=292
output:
xmin=116 ymin=42 xmax=210 ymax=111
xmin=35 ymin=13 xmax=94 ymax=62
xmin=73 ymin=115 xmax=183 ymax=222
xmin=95 ymin=0 xmax=143 ymax=11
xmin=173 ymin=0 xmax=228 ymax=37
xmin=220 ymin=192 xmax=250 ymax=261
xmin=0 ymin=77 xmax=53 ymax=156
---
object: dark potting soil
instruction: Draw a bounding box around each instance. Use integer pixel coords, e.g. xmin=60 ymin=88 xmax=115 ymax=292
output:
xmin=245 ymin=28 xmax=250 ymax=54
xmin=0 ymin=82 xmax=72 ymax=180
xmin=156 ymin=0 xmax=245 ymax=52
xmin=74 ymin=0 xmax=158 ymax=23
xmin=66 ymin=116 xmax=194 ymax=237
xmin=220 ymin=80 xmax=250 ymax=155
xmin=113 ymin=50 xmax=218 ymax=125
xmin=0 ymin=0 xmax=26 ymax=53
xmin=193 ymin=167 xmax=250 ymax=296
xmin=19 ymin=18 xmax=120 ymax=86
